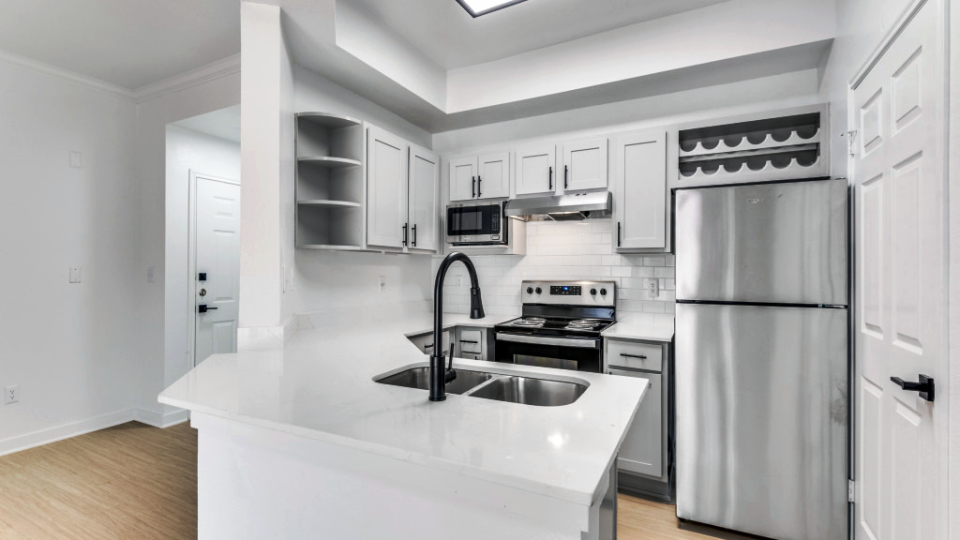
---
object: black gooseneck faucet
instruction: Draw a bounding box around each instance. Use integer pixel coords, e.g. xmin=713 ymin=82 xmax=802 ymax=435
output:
xmin=430 ymin=252 xmax=485 ymax=402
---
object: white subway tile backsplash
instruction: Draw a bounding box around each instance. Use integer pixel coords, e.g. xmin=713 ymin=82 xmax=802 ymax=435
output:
xmin=439 ymin=218 xmax=675 ymax=316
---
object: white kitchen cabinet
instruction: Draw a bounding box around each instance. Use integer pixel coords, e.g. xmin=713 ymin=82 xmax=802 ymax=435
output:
xmin=455 ymin=326 xmax=491 ymax=360
xmin=613 ymin=130 xmax=668 ymax=252
xmin=408 ymin=145 xmax=440 ymax=253
xmin=610 ymin=368 xmax=662 ymax=478
xmin=449 ymin=153 xmax=510 ymax=201
xmin=407 ymin=330 xmax=451 ymax=356
xmin=515 ymin=144 xmax=557 ymax=195
xmin=561 ymin=137 xmax=608 ymax=191
xmin=367 ymin=126 xmax=409 ymax=249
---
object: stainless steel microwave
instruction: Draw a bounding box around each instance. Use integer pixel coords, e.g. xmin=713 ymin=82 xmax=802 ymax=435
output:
xmin=446 ymin=201 xmax=508 ymax=246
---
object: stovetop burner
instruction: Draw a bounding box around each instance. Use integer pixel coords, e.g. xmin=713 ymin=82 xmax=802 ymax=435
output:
xmin=512 ymin=317 xmax=546 ymax=327
xmin=499 ymin=316 xmax=615 ymax=336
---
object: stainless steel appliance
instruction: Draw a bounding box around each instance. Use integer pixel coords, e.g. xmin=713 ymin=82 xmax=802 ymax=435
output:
xmin=675 ymin=178 xmax=849 ymax=540
xmin=494 ymin=281 xmax=617 ymax=373
xmin=446 ymin=201 xmax=509 ymax=246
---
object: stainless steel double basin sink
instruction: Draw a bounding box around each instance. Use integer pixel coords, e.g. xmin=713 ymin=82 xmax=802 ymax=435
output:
xmin=375 ymin=367 xmax=587 ymax=407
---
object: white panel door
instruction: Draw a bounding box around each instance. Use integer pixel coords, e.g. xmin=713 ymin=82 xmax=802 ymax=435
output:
xmin=195 ymin=177 xmax=241 ymax=365
xmin=514 ymin=145 xmax=556 ymax=195
xmin=611 ymin=369 xmax=661 ymax=478
xmin=852 ymin=2 xmax=946 ymax=540
xmin=562 ymin=137 xmax=608 ymax=191
xmin=477 ymin=152 xmax=510 ymax=199
xmin=449 ymin=155 xmax=477 ymax=202
xmin=408 ymin=145 xmax=439 ymax=253
xmin=367 ymin=126 xmax=408 ymax=249
xmin=613 ymin=130 xmax=667 ymax=250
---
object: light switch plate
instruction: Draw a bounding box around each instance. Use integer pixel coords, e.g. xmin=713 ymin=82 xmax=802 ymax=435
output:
xmin=644 ymin=278 xmax=659 ymax=298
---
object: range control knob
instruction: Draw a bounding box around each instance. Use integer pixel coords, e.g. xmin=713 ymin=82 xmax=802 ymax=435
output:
xmin=600 ymin=288 xmax=608 ymax=296
xmin=526 ymin=287 xmax=533 ymax=294
xmin=535 ymin=287 xmax=543 ymax=294
xmin=590 ymin=288 xmax=597 ymax=296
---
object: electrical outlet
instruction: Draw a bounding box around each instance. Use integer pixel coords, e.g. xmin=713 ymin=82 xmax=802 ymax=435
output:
xmin=69 ymin=266 xmax=82 ymax=284
xmin=4 ymin=385 xmax=19 ymax=405
xmin=377 ymin=276 xmax=386 ymax=293
xmin=645 ymin=278 xmax=659 ymax=298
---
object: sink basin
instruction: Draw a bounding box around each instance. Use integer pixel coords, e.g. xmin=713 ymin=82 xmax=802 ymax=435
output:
xmin=377 ymin=367 xmax=494 ymax=395
xmin=467 ymin=376 xmax=587 ymax=407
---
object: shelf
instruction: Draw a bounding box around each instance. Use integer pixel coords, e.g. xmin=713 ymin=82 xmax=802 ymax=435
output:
xmin=297 ymin=199 xmax=362 ymax=208
xmin=679 ymin=128 xmax=821 ymax=159
xmin=296 ymin=112 xmax=362 ymax=129
xmin=679 ymin=143 xmax=818 ymax=164
xmin=298 ymin=156 xmax=362 ymax=169
xmin=680 ymin=156 xmax=823 ymax=183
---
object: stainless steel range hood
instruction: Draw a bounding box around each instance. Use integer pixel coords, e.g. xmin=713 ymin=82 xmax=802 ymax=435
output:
xmin=504 ymin=192 xmax=612 ymax=221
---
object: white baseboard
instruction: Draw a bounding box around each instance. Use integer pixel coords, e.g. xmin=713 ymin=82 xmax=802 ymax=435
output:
xmin=0 ymin=408 xmax=135 ymax=457
xmin=135 ymin=407 xmax=191 ymax=428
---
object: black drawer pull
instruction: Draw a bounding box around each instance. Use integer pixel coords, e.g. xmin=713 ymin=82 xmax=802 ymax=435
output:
xmin=620 ymin=353 xmax=648 ymax=360
xmin=459 ymin=340 xmax=479 ymax=344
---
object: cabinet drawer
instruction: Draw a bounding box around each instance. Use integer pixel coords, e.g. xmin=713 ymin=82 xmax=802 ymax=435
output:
xmin=606 ymin=340 xmax=663 ymax=372
xmin=459 ymin=329 xmax=483 ymax=354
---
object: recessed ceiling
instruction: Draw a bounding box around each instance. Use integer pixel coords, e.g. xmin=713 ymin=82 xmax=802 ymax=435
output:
xmin=0 ymin=0 xmax=240 ymax=90
xmin=344 ymin=0 xmax=734 ymax=69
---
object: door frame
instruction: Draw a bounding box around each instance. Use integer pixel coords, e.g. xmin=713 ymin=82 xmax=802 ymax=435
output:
xmin=846 ymin=0 xmax=951 ymax=537
xmin=187 ymin=170 xmax=241 ymax=367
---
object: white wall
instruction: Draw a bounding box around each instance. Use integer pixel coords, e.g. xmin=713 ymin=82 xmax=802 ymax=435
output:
xmin=163 ymin=124 xmax=240 ymax=396
xmin=136 ymin=71 xmax=240 ymax=422
xmin=0 ymin=58 xmax=139 ymax=454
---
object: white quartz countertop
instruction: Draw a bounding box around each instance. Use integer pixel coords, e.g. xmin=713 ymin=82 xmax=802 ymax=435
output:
xmin=159 ymin=313 xmax=647 ymax=507
xmin=601 ymin=316 xmax=674 ymax=343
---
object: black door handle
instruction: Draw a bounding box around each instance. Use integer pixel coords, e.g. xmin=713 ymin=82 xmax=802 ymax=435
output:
xmin=617 ymin=222 xmax=622 ymax=247
xmin=411 ymin=224 xmax=417 ymax=247
xmin=564 ymin=165 xmax=568 ymax=189
xmin=891 ymin=374 xmax=935 ymax=402
xmin=548 ymin=166 xmax=553 ymax=190
xmin=472 ymin=176 xmax=476 ymax=198
xmin=198 ymin=305 xmax=218 ymax=313
xmin=402 ymin=223 xmax=408 ymax=246
xmin=477 ymin=175 xmax=482 ymax=197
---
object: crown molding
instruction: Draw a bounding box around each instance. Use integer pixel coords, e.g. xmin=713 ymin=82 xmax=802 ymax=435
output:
xmin=0 ymin=49 xmax=134 ymax=99
xmin=133 ymin=54 xmax=241 ymax=103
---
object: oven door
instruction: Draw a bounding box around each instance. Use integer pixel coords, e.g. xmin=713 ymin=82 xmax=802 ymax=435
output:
xmin=494 ymin=333 xmax=602 ymax=373
xmin=446 ymin=204 xmax=505 ymax=245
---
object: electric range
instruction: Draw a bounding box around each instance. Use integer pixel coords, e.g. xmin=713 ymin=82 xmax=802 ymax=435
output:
xmin=493 ymin=280 xmax=617 ymax=373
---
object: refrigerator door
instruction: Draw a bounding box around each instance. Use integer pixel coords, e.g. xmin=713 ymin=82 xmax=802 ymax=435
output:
xmin=676 ymin=178 xmax=848 ymax=305
xmin=675 ymin=303 xmax=848 ymax=540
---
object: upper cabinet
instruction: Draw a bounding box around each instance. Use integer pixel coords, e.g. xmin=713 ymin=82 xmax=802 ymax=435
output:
xmin=613 ymin=130 xmax=668 ymax=252
xmin=449 ymin=153 xmax=510 ymax=201
xmin=561 ymin=138 xmax=608 ymax=191
xmin=515 ymin=144 xmax=556 ymax=196
xmin=408 ymin=145 xmax=440 ymax=253
xmin=367 ymin=126 xmax=409 ymax=250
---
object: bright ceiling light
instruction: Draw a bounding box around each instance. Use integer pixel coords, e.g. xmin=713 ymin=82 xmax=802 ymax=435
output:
xmin=456 ymin=0 xmax=530 ymax=17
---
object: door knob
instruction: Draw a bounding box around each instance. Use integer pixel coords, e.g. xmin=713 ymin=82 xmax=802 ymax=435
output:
xmin=199 ymin=288 xmax=207 ymax=297
xmin=891 ymin=374 xmax=935 ymax=402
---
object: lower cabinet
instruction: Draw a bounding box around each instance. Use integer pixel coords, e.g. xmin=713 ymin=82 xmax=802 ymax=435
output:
xmin=605 ymin=338 xmax=672 ymax=498
xmin=455 ymin=326 xmax=492 ymax=361
xmin=407 ymin=330 xmax=451 ymax=356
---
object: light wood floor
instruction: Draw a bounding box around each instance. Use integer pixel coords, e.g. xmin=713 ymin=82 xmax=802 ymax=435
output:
xmin=0 ymin=422 xmax=724 ymax=539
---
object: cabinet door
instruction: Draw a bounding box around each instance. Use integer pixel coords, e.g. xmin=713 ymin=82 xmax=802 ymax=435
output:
xmin=449 ymin=156 xmax=478 ymax=202
xmin=408 ymin=145 xmax=439 ymax=253
xmin=613 ymin=131 xmax=667 ymax=251
xmin=562 ymin=137 xmax=608 ymax=191
xmin=476 ymin=152 xmax=510 ymax=199
xmin=367 ymin=126 xmax=408 ymax=249
xmin=515 ymin=145 xmax=556 ymax=195
xmin=611 ymin=369 xmax=662 ymax=478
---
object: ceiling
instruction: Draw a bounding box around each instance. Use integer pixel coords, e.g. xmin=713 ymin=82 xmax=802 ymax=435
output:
xmin=0 ymin=0 xmax=240 ymax=90
xmin=172 ymin=105 xmax=241 ymax=143
xmin=347 ymin=0 xmax=734 ymax=69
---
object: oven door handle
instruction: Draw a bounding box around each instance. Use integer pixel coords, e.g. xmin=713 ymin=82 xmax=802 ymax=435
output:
xmin=496 ymin=333 xmax=599 ymax=349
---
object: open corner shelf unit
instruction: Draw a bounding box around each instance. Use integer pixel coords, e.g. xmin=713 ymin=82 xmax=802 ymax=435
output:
xmin=296 ymin=112 xmax=365 ymax=250
xmin=675 ymin=106 xmax=829 ymax=186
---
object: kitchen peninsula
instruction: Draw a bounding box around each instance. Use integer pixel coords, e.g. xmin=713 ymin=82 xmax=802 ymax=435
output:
xmin=159 ymin=314 xmax=649 ymax=540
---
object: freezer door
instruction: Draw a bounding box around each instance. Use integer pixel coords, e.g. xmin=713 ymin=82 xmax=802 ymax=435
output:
xmin=675 ymin=303 xmax=847 ymax=540
xmin=676 ymin=178 xmax=848 ymax=305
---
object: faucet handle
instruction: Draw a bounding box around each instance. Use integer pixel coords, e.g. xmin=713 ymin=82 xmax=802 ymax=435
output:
xmin=446 ymin=341 xmax=457 ymax=383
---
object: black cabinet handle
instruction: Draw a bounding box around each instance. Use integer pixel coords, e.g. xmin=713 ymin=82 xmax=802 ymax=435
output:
xmin=564 ymin=165 xmax=568 ymax=189
xmin=548 ymin=166 xmax=553 ymax=190
xmin=472 ymin=176 xmax=476 ymax=198
xmin=402 ymin=223 xmax=408 ymax=246
xmin=425 ymin=343 xmax=434 ymax=349
xmin=477 ymin=175 xmax=482 ymax=197
xmin=459 ymin=340 xmax=479 ymax=344
xmin=620 ymin=353 xmax=648 ymax=360
xmin=617 ymin=222 xmax=622 ymax=247
xmin=198 ymin=305 xmax=218 ymax=313
xmin=891 ymin=374 xmax=935 ymax=402
xmin=412 ymin=224 xmax=417 ymax=247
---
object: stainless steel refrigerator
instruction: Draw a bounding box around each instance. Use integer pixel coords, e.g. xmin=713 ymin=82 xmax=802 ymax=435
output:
xmin=675 ymin=178 xmax=848 ymax=540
